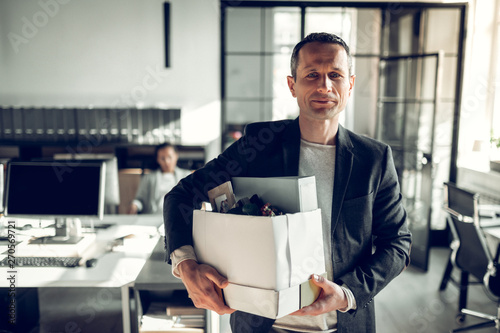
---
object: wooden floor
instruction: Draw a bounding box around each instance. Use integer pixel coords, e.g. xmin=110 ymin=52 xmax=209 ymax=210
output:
xmin=376 ymin=246 xmax=499 ymax=333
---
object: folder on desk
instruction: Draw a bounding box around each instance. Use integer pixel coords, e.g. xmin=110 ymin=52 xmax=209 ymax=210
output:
xmin=130 ymin=108 xmax=141 ymax=143
xmin=116 ymin=108 xmax=130 ymax=142
xmin=0 ymin=107 xmax=13 ymax=140
xmin=13 ymin=107 xmax=23 ymax=141
xmin=61 ymin=108 xmax=77 ymax=141
xmin=43 ymin=108 xmax=57 ymax=141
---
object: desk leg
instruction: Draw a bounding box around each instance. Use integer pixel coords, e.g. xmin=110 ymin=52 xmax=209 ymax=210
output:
xmin=121 ymin=282 xmax=133 ymax=333
xmin=132 ymin=288 xmax=142 ymax=333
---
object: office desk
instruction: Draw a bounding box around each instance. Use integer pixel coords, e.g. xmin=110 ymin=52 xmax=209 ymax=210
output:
xmin=0 ymin=214 xmax=162 ymax=333
xmin=134 ymin=238 xmax=219 ymax=333
xmin=483 ymin=225 xmax=500 ymax=256
xmin=135 ymin=238 xmax=183 ymax=292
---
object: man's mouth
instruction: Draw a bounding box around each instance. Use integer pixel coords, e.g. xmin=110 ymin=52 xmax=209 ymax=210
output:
xmin=311 ymin=99 xmax=335 ymax=105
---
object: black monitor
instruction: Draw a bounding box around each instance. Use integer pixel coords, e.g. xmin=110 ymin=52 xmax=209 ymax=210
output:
xmin=52 ymin=155 xmax=120 ymax=214
xmin=4 ymin=160 xmax=105 ymax=243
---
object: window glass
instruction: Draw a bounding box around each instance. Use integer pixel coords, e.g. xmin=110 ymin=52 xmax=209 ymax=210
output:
xmin=225 ymin=100 xmax=262 ymax=124
xmin=226 ymin=8 xmax=261 ymax=53
xmin=425 ymin=9 xmax=460 ymax=54
xmin=493 ymin=24 xmax=500 ymax=140
xmin=305 ymin=7 xmax=352 ymax=42
xmin=268 ymin=8 xmax=301 ymax=53
xmin=226 ymin=55 xmax=261 ymax=99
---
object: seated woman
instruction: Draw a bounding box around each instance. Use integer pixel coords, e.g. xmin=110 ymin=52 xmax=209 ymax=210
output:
xmin=128 ymin=143 xmax=191 ymax=214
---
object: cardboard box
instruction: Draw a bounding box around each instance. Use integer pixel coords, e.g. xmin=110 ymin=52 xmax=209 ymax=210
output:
xmin=231 ymin=176 xmax=317 ymax=213
xmin=193 ymin=208 xmax=325 ymax=318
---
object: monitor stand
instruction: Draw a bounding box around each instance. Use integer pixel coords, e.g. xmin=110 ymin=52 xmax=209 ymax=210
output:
xmin=30 ymin=218 xmax=84 ymax=244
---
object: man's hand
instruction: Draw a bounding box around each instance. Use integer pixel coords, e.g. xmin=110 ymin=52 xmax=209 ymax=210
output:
xmin=177 ymin=259 xmax=235 ymax=315
xmin=128 ymin=203 xmax=138 ymax=215
xmin=291 ymin=274 xmax=348 ymax=316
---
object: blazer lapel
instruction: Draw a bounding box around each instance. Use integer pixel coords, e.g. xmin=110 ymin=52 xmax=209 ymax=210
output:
xmin=331 ymin=125 xmax=354 ymax=232
xmin=282 ymin=117 xmax=301 ymax=176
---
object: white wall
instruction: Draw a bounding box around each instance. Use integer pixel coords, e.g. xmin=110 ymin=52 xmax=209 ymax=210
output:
xmin=458 ymin=0 xmax=497 ymax=168
xmin=0 ymin=0 xmax=221 ymax=147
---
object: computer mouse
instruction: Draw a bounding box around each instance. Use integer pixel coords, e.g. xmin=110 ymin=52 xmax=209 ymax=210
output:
xmin=85 ymin=258 xmax=98 ymax=268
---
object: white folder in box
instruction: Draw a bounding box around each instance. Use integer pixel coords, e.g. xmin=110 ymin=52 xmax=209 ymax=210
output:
xmin=231 ymin=176 xmax=318 ymax=213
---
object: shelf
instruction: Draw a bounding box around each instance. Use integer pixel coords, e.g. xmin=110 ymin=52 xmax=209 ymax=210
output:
xmin=0 ymin=106 xmax=181 ymax=145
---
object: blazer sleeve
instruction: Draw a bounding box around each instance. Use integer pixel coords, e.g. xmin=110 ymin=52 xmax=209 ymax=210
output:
xmin=337 ymin=146 xmax=411 ymax=311
xmin=163 ymin=136 xmax=251 ymax=264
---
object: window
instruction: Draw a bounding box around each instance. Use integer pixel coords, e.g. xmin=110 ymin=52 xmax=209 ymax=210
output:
xmin=223 ymin=5 xmax=354 ymax=148
xmin=493 ymin=19 xmax=500 ymax=148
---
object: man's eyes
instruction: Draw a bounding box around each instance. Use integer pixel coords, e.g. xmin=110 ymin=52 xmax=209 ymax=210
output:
xmin=305 ymin=73 xmax=341 ymax=78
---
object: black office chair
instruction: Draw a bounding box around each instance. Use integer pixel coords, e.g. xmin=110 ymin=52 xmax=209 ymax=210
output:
xmin=440 ymin=182 xmax=483 ymax=313
xmin=443 ymin=182 xmax=500 ymax=332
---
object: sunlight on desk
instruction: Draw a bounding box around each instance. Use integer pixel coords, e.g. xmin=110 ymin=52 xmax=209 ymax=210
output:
xmin=15 ymin=233 xmax=96 ymax=257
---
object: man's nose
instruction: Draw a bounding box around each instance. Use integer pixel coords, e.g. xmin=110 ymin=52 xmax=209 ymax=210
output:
xmin=317 ymin=75 xmax=333 ymax=93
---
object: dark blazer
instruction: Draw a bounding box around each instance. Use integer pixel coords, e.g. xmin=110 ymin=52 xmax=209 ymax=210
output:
xmin=164 ymin=118 xmax=411 ymax=333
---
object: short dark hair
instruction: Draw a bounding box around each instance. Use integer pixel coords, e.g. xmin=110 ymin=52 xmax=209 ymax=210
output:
xmin=290 ymin=32 xmax=352 ymax=80
xmin=155 ymin=142 xmax=177 ymax=157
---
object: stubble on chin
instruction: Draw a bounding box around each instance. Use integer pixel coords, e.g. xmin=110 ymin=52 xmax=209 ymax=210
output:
xmin=304 ymin=105 xmax=342 ymax=121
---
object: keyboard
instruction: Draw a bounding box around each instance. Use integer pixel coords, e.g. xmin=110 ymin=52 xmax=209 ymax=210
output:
xmin=0 ymin=256 xmax=82 ymax=267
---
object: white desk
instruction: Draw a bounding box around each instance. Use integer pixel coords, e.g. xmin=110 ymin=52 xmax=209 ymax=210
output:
xmin=481 ymin=223 xmax=500 ymax=262
xmin=0 ymin=214 xmax=163 ymax=333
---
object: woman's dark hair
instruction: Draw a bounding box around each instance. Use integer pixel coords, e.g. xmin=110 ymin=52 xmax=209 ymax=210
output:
xmin=155 ymin=142 xmax=177 ymax=158
xmin=149 ymin=142 xmax=177 ymax=170
xmin=290 ymin=32 xmax=352 ymax=80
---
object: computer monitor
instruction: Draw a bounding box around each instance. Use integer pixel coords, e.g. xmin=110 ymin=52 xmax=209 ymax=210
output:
xmin=4 ymin=161 xmax=105 ymax=243
xmin=53 ymin=155 xmax=120 ymax=214
xmin=102 ymin=157 xmax=120 ymax=211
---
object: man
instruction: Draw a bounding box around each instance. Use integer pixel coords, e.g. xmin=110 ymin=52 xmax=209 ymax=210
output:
xmin=129 ymin=143 xmax=191 ymax=214
xmin=164 ymin=33 xmax=411 ymax=332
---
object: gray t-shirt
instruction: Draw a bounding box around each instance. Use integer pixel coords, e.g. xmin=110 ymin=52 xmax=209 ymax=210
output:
xmin=273 ymin=139 xmax=337 ymax=332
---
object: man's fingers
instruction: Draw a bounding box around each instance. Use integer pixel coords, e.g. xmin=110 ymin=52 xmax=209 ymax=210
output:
xmin=311 ymin=273 xmax=325 ymax=286
xmin=189 ymin=285 xmax=231 ymax=314
xmin=182 ymin=263 xmax=234 ymax=315
xmin=178 ymin=262 xmax=235 ymax=315
xmin=204 ymin=266 xmax=229 ymax=288
xmin=310 ymin=273 xmax=332 ymax=294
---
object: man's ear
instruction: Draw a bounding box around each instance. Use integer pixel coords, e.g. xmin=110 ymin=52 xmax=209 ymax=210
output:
xmin=287 ymin=75 xmax=296 ymax=98
xmin=348 ymin=75 xmax=356 ymax=97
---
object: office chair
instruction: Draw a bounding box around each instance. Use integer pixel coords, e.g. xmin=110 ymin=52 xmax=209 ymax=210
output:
xmin=443 ymin=182 xmax=500 ymax=332
xmin=440 ymin=182 xmax=482 ymax=313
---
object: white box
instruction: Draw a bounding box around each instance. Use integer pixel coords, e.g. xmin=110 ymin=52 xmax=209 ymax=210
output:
xmin=231 ymin=176 xmax=318 ymax=213
xmin=193 ymin=208 xmax=325 ymax=318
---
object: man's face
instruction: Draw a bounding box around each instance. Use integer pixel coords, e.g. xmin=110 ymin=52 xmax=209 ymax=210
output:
xmin=287 ymin=42 xmax=355 ymax=122
xmin=157 ymin=146 xmax=178 ymax=173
